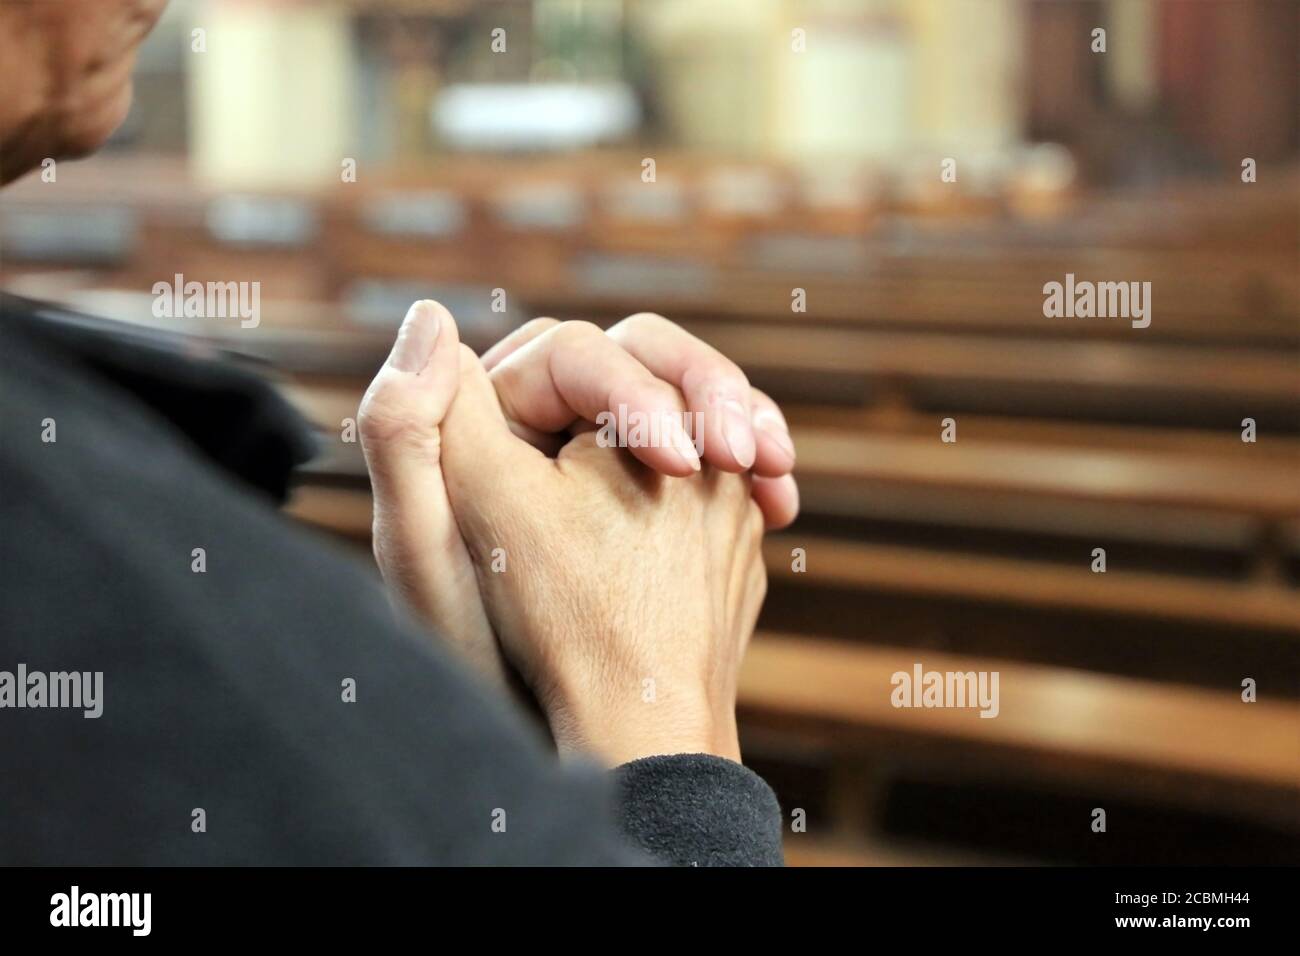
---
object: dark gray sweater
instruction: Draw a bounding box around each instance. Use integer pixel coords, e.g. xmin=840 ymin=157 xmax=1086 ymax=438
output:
xmin=0 ymin=293 xmax=784 ymax=866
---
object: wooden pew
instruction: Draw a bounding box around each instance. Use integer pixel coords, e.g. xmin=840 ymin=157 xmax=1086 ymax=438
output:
xmin=5 ymin=157 xmax=1297 ymax=345
xmin=763 ymin=534 xmax=1300 ymax=634
xmin=326 ymin=243 xmax=1300 ymax=345
xmin=785 ymin=429 xmax=1300 ymax=524
xmin=675 ymin=320 xmax=1300 ymax=428
xmin=739 ymin=633 xmax=1300 ymax=831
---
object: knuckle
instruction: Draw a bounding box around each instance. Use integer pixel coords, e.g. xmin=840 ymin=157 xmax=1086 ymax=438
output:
xmin=357 ymin=393 xmax=441 ymax=459
xmin=686 ymin=356 xmax=747 ymax=400
xmin=518 ymin=316 xmax=560 ymax=336
xmin=612 ymin=311 xmax=672 ymax=336
xmin=718 ymin=355 xmax=751 ymax=389
xmin=355 ymin=391 xmax=394 ymax=443
xmin=553 ymin=319 xmax=604 ymax=346
xmin=749 ymin=386 xmax=779 ymax=414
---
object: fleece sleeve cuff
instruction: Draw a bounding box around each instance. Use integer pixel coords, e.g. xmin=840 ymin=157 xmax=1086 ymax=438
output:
xmin=612 ymin=753 xmax=785 ymax=867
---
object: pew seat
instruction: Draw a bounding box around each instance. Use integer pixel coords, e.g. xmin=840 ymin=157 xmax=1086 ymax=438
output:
xmin=739 ymin=633 xmax=1300 ymax=829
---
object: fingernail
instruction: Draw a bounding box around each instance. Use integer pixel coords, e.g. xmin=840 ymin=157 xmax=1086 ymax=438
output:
xmin=720 ymin=399 xmax=756 ymax=469
xmin=669 ymin=417 xmax=702 ymax=472
xmin=754 ymin=411 xmax=796 ymax=462
xmin=388 ymin=300 xmax=441 ymax=373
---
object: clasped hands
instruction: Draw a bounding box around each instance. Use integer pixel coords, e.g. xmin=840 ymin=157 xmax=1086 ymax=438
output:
xmin=357 ymin=301 xmax=798 ymax=766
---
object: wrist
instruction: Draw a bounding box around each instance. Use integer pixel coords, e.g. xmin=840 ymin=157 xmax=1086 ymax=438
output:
xmin=542 ymin=679 xmax=740 ymax=767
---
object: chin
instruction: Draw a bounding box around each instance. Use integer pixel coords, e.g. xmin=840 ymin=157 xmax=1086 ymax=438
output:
xmin=60 ymin=80 xmax=135 ymax=159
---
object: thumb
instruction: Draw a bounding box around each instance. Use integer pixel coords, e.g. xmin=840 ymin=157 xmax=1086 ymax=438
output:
xmin=440 ymin=343 xmax=550 ymax=536
xmin=360 ymin=301 xmax=500 ymax=673
xmin=359 ymin=299 xmax=460 ymax=489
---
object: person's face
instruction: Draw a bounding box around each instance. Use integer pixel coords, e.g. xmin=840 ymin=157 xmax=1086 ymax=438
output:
xmin=0 ymin=0 xmax=169 ymax=184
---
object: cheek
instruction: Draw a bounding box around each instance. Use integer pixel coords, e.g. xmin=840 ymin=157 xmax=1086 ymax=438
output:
xmin=53 ymin=4 xmax=158 ymax=155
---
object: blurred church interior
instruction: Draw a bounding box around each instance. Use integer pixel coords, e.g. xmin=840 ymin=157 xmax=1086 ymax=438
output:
xmin=2 ymin=0 xmax=1297 ymax=865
